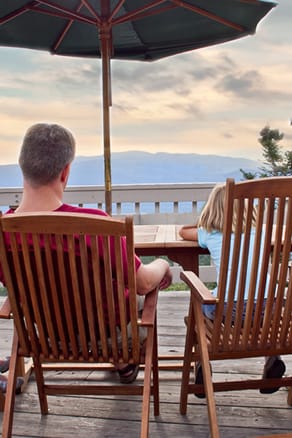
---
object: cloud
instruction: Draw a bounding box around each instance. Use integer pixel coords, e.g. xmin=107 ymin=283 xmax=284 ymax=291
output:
xmin=216 ymin=70 xmax=264 ymax=97
xmin=0 ymin=0 xmax=291 ymax=166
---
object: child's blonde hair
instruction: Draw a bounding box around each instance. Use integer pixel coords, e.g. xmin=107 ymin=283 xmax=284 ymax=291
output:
xmin=198 ymin=183 xmax=258 ymax=233
xmin=198 ymin=183 xmax=226 ymax=232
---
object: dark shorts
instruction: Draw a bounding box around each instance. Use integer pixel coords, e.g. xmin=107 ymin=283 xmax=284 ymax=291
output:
xmin=202 ymin=298 xmax=274 ymax=324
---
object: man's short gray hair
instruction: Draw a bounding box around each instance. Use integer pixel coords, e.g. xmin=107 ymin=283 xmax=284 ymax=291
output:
xmin=19 ymin=123 xmax=76 ymax=186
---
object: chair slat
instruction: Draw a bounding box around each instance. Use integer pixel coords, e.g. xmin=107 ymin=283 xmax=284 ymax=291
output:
xmin=79 ymin=234 xmax=98 ymax=359
xmin=90 ymin=234 xmax=109 ymax=360
xmin=126 ymin=217 xmax=140 ymax=363
xmin=114 ymin=235 xmax=130 ymax=363
xmin=19 ymin=232 xmax=46 ymax=355
xmin=55 ymin=234 xmax=76 ymax=358
xmin=43 ymin=234 xmax=65 ymax=357
xmin=102 ymin=235 xmax=119 ymax=361
xmin=31 ymin=232 xmax=53 ymax=357
xmin=0 ymin=232 xmax=29 ymax=352
xmin=71 ymin=233 xmax=90 ymax=360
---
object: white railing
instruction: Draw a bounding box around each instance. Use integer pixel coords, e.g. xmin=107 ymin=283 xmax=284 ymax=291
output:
xmin=0 ymin=182 xmax=215 ymax=224
xmin=0 ymin=183 xmax=217 ymax=283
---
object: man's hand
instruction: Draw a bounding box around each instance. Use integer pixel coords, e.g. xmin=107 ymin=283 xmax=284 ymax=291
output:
xmin=159 ymin=267 xmax=173 ymax=290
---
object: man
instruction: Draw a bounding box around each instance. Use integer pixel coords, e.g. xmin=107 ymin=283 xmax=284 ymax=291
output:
xmin=1 ymin=123 xmax=172 ymax=383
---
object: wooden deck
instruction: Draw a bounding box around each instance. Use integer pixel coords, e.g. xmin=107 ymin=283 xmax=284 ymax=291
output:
xmin=1 ymin=291 xmax=292 ymax=438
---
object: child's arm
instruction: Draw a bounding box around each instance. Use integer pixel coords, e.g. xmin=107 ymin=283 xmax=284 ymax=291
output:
xmin=179 ymin=225 xmax=198 ymax=241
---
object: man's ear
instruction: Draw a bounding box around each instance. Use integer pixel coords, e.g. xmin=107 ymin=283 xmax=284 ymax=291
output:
xmin=60 ymin=163 xmax=70 ymax=184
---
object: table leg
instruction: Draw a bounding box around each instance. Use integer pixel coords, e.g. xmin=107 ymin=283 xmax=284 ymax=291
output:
xmin=156 ymin=251 xmax=201 ymax=369
xmin=0 ymin=389 xmax=4 ymax=411
xmin=166 ymin=251 xmax=199 ymax=274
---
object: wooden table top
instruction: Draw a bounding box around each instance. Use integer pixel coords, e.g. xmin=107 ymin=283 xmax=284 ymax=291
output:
xmin=134 ymin=224 xmax=198 ymax=249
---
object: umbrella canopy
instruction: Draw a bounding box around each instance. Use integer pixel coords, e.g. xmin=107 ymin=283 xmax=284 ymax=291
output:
xmin=0 ymin=0 xmax=276 ymax=214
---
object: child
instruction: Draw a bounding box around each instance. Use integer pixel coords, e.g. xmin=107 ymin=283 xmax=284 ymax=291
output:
xmin=180 ymin=183 xmax=261 ymax=317
xmin=179 ymin=183 xmax=285 ymax=396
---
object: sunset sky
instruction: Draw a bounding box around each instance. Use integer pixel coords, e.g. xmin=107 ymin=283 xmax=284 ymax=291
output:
xmin=0 ymin=0 xmax=291 ymax=165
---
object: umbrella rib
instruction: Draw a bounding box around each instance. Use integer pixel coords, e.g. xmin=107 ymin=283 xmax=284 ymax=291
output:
xmin=111 ymin=0 xmax=245 ymax=31
xmin=112 ymin=1 xmax=176 ymax=25
xmin=52 ymin=2 xmax=85 ymax=53
xmin=80 ymin=0 xmax=101 ymax=25
xmin=0 ymin=1 xmax=40 ymax=25
xmin=30 ymin=0 xmax=96 ymax=25
xmin=170 ymin=0 xmax=245 ymax=31
xmin=108 ymin=0 xmax=126 ymax=23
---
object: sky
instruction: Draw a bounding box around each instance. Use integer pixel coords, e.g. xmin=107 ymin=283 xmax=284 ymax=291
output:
xmin=0 ymin=0 xmax=291 ymax=165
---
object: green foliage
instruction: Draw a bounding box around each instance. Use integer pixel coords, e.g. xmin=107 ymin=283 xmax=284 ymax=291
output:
xmin=165 ymin=282 xmax=190 ymax=291
xmin=140 ymin=255 xmax=174 ymax=265
xmin=240 ymin=125 xmax=292 ymax=179
xmin=164 ymin=281 xmax=216 ymax=292
xmin=199 ymin=254 xmax=211 ymax=266
xmin=0 ymin=285 xmax=7 ymax=296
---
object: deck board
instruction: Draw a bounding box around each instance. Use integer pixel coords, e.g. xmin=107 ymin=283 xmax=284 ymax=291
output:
xmin=1 ymin=291 xmax=292 ymax=437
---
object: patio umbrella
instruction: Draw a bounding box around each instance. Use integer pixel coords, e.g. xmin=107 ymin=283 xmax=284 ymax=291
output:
xmin=0 ymin=1 xmax=276 ymax=214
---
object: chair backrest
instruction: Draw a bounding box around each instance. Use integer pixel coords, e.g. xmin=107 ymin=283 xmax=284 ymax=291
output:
xmin=211 ymin=177 xmax=292 ymax=354
xmin=0 ymin=212 xmax=141 ymax=365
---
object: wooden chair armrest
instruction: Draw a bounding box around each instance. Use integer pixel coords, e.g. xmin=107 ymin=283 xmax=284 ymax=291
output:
xmin=180 ymin=270 xmax=217 ymax=305
xmin=0 ymin=297 xmax=12 ymax=319
xmin=140 ymin=287 xmax=159 ymax=327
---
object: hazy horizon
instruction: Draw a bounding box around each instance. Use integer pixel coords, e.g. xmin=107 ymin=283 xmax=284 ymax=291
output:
xmin=2 ymin=148 xmax=262 ymax=167
xmin=0 ymin=151 xmax=260 ymax=187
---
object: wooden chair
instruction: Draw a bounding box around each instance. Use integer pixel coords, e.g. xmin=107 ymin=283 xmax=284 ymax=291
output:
xmin=0 ymin=297 xmax=11 ymax=411
xmin=0 ymin=212 xmax=159 ymax=438
xmin=179 ymin=177 xmax=292 ymax=438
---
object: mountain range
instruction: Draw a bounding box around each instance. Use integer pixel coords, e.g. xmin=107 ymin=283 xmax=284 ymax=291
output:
xmin=0 ymin=151 xmax=260 ymax=187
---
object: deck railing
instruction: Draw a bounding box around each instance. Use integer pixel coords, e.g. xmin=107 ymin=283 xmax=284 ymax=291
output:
xmin=0 ymin=182 xmax=215 ymax=224
xmin=0 ymin=183 xmax=217 ymax=283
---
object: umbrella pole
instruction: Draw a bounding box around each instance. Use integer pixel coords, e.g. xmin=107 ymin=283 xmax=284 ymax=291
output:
xmin=100 ymin=26 xmax=112 ymax=215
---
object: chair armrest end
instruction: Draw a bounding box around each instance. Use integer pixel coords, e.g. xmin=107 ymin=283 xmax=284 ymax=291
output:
xmin=140 ymin=287 xmax=159 ymax=327
xmin=180 ymin=271 xmax=217 ymax=304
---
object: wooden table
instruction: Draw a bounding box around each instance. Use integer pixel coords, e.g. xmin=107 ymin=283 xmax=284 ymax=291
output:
xmin=134 ymin=224 xmax=208 ymax=274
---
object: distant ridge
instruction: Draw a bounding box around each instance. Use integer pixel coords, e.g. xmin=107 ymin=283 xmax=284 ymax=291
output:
xmin=0 ymin=151 xmax=260 ymax=187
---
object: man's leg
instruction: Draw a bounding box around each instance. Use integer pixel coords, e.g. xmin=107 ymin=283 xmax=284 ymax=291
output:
xmin=260 ymin=356 xmax=286 ymax=394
